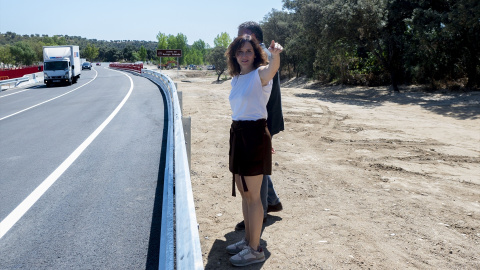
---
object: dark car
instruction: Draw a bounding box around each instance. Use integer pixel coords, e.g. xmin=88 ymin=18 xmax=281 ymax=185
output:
xmin=82 ymin=62 xmax=92 ymax=70
xmin=96 ymin=63 xmax=101 ymax=66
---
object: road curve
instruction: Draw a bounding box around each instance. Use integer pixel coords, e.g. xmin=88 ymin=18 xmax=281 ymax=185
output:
xmin=0 ymin=66 xmax=167 ymax=269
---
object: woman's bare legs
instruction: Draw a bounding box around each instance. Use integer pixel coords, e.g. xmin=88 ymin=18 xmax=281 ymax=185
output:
xmin=235 ymin=174 xmax=264 ymax=250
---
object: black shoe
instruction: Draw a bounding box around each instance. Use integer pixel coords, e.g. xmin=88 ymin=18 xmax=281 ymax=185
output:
xmin=267 ymin=202 xmax=283 ymax=213
xmin=234 ymin=217 xmax=267 ymax=231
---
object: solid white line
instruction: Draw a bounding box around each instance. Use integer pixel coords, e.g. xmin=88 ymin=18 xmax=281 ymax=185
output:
xmin=0 ymin=69 xmax=134 ymax=239
xmin=0 ymin=70 xmax=98 ymax=121
xmin=0 ymin=87 xmax=36 ymax=98
xmin=0 ymin=85 xmax=44 ymax=98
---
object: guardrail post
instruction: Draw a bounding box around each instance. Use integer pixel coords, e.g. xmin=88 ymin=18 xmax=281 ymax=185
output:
xmin=182 ymin=116 xmax=191 ymax=172
xmin=177 ymin=91 xmax=183 ymax=113
xmin=177 ymin=90 xmax=191 ymax=172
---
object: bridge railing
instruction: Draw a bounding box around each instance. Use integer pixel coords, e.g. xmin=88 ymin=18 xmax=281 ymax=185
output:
xmin=141 ymin=69 xmax=203 ymax=270
xmin=109 ymin=63 xmax=143 ymax=73
xmin=0 ymin=65 xmax=43 ymax=80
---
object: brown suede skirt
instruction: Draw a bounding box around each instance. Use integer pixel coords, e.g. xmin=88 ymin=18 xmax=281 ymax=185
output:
xmin=229 ymin=119 xmax=272 ymax=196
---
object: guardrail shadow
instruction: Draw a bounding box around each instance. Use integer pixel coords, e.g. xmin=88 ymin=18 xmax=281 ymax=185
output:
xmin=204 ymin=215 xmax=282 ymax=269
xmin=145 ymin=84 xmax=169 ymax=270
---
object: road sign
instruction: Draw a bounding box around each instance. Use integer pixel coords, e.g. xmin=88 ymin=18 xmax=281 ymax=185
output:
xmin=157 ymin=49 xmax=182 ymax=57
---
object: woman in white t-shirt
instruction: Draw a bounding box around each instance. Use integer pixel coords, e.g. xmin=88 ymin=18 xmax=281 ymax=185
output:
xmin=224 ymin=34 xmax=283 ymax=266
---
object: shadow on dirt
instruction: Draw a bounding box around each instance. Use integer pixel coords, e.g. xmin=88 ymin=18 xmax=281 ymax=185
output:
xmin=211 ymin=80 xmax=228 ymax=84
xmin=285 ymin=80 xmax=480 ymax=120
xmin=204 ymin=215 xmax=282 ymax=270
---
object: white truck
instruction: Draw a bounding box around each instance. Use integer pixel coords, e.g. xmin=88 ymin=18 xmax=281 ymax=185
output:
xmin=43 ymin=45 xmax=81 ymax=86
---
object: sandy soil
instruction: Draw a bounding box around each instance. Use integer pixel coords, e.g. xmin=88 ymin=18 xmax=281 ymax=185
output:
xmin=158 ymin=67 xmax=480 ymax=269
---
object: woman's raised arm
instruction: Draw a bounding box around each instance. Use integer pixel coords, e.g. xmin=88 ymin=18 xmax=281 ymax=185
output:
xmin=259 ymin=40 xmax=284 ymax=86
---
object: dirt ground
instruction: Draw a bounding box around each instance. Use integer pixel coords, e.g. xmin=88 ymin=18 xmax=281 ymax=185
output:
xmin=159 ymin=67 xmax=480 ymax=270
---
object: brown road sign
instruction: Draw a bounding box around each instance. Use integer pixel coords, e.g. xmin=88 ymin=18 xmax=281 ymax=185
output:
xmin=157 ymin=49 xmax=182 ymax=57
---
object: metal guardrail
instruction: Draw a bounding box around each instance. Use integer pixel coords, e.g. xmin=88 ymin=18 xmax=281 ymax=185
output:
xmin=0 ymin=75 xmax=29 ymax=88
xmin=141 ymin=69 xmax=203 ymax=270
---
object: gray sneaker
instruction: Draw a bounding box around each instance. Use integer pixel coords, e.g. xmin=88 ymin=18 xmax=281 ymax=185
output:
xmin=229 ymin=246 xmax=265 ymax=267
xmin=226 ymin=238 xmax=248 ymax=255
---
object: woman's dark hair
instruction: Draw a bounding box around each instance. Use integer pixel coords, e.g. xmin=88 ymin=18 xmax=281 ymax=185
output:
xmin=225 ymin=35 xmax=268 ymax=77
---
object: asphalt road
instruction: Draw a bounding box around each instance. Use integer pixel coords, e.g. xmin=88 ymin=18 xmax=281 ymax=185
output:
xmin=0 ymin=66 xmax=167 ymax=269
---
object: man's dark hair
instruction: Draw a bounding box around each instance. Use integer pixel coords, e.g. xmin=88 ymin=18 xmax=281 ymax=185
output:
xmin=238 ymin=21 xmax=263 ymax=43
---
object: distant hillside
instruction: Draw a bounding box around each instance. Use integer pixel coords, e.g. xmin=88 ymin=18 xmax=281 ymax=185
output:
xmin=0 ymin=32 xmax=159 ymax=63
xmin=0 ymin=32 xmax=158 ymax=50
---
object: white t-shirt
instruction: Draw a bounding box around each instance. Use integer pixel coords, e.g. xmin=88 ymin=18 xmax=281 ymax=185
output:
xmin=229 ymin=68 xmax=273 ymax=121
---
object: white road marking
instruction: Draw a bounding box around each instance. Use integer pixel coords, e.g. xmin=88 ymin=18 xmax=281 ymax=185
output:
xmin=0 ymin=69 xmax=134 ymax=239
xmin=0 ymin=86 xmax=42 ymax=99
xmin=0 ymin=69 xmax=98 ymax=121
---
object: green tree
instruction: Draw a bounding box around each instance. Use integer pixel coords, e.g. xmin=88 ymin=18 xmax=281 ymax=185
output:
xmin=206 ymin=46 xmax=227 ymax=81
xmin=132 ymin=51 xmax=140 ymax=61
xmin=176 ymin=33 xmax=188 ymax=65
xmin=185 ymin=50 xmax=200 ymax=65
xmin=10 ymin=41 xmax=36 ymax=65
xmin=147 ymin=49 xmax=156 ymax=62
xmin=166 ymin=35 xmax=177 ymax=49
xmin=1 ymin=31 xmax=160 ymax=64
xmin=28 ymin=40 xmax=45 ymax=62
xmin=192 ymin=39 xmax=207 ymax=63
xmin=444 ymin=0 xmax=480 ymax=88
xmin=123 ymin=45 xmax=136 ymax=62
xmin=0 ymin=45 xmax=14 ymax=67
xmin=283 ymin=0 xmax=408 ymax=90
xmin=262 ymin=8 xmax=307 ymax=78
xmin=166 ymin=34 xmax=178 ymax=66
xmin=42 ymin=36 xmax=56 ymax=46
xmin=157 ymin=32 xmax=168 ymax=66
xmin=192 ymin=39 xmax=206 ymax=54
xmin=214 ymin=32 xmax=231 ymax=48
xmin=261 ymin=9 xmax=292 ymax=50
xmin=383 ymin=0 xmax=479 ymax=89
xmin=100 ymin=47 xmax=121 ymax=62
xmin=83 ymin=43 xmax=99 ymax=62
xmin=52 ymin=35 xmax=67 ymax=45
xmin=195 ymin=50 xmax=204 ymax=65
xmin=138 ymin=45 xmax=147 ymax=62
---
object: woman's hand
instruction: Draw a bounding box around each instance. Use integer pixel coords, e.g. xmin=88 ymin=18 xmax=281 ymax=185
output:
xmin=259 ymin=40 xmax=284 ymax=86
xmin=268 ymin=40 xmax=284 ymax=56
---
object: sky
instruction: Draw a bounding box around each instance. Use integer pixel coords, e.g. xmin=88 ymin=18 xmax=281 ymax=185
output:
xmin=0 ymin=0 xmax=285 ymax=46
